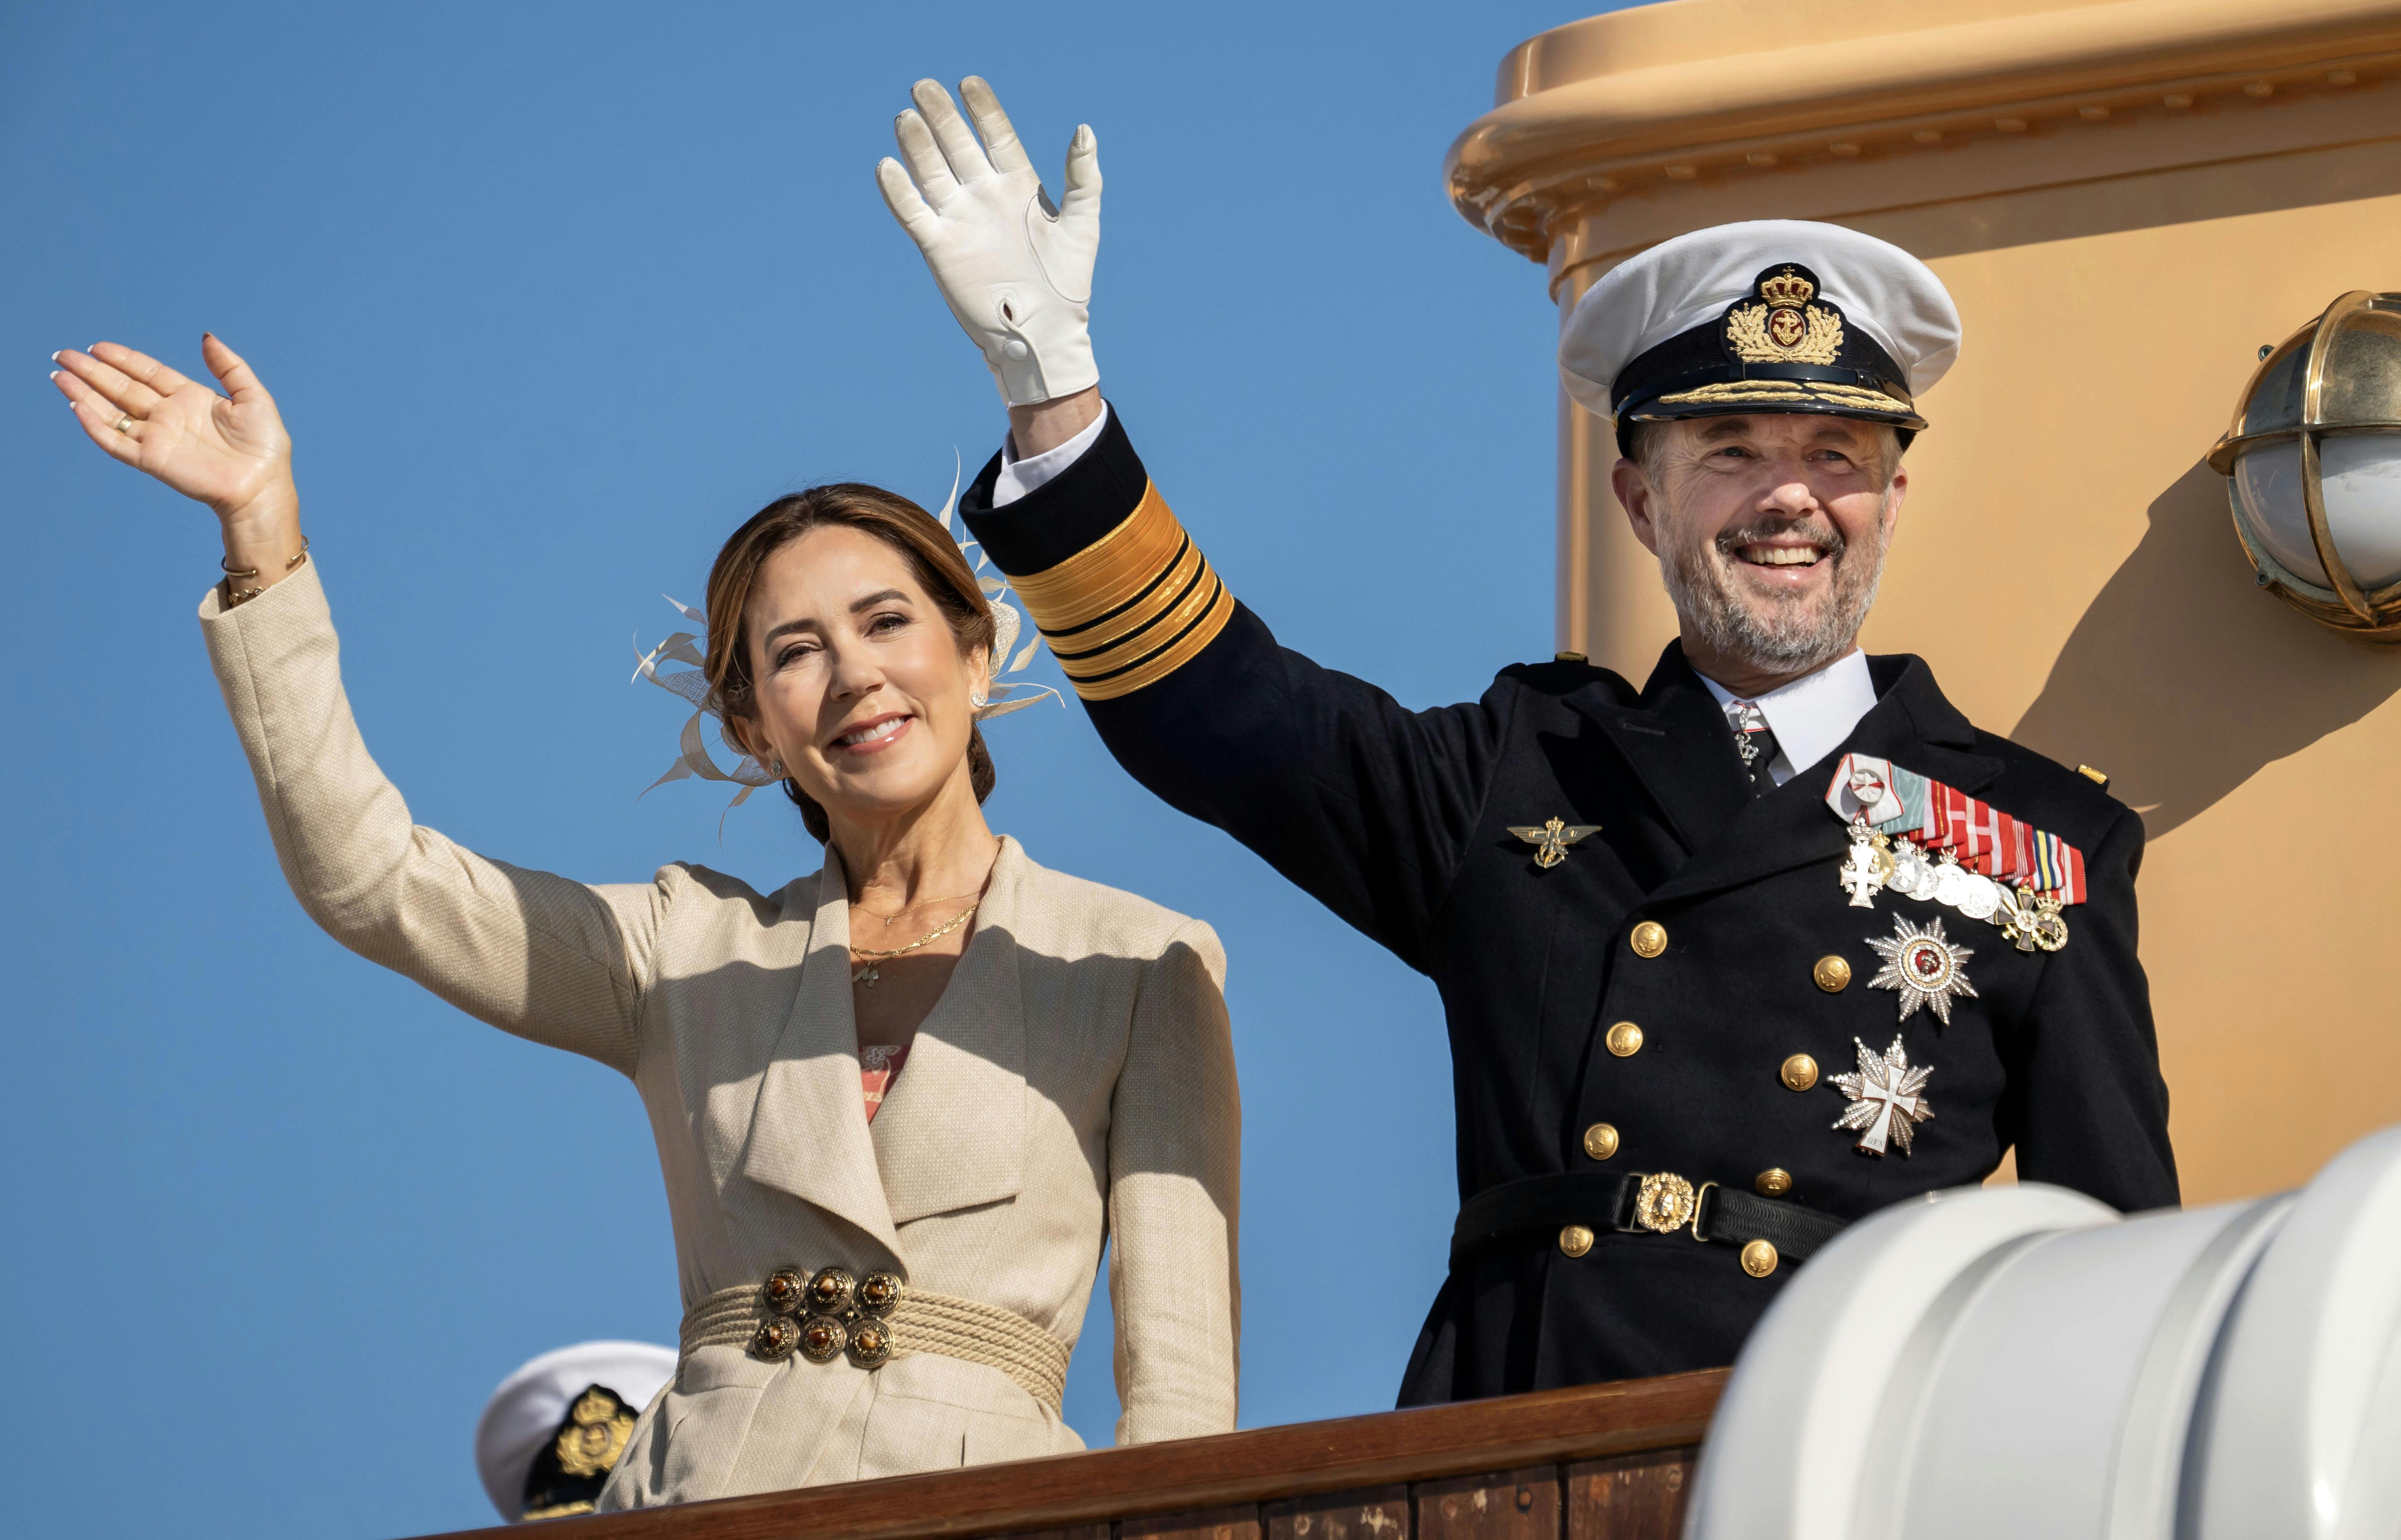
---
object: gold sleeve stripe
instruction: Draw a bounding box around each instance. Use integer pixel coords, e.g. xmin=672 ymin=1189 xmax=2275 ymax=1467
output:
xmin=1008 ymin=482 xmax=1236 ymax=702
xmin=1063 ymin=571 xmax=1232 ymax=701
xmin=1009 ymin=482 xmax=1188 ymax=630
xmin=1045 ymin=535 xmax=1207 ymax=659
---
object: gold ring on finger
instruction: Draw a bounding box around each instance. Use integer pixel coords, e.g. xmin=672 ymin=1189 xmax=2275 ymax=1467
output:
xmin=113 ymin=413 xmax=135 ymax=435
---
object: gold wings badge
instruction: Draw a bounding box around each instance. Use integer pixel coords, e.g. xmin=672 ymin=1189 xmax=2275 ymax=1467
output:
xmin=1510 ymin=816 xmax=1602 ymax=870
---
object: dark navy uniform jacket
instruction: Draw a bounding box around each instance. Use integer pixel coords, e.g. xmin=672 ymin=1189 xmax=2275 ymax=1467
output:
xmin=961 ymin=406 xmax=2178 ymax=1403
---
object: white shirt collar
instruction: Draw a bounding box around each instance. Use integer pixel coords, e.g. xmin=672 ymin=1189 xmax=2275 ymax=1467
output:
xmin=1696 ymin=650 xmax=1879 ymax=785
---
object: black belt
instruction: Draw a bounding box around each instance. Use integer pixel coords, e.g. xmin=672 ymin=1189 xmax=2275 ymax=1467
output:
xmin=1450 ymin=1171 xmax=1846 ymax=1265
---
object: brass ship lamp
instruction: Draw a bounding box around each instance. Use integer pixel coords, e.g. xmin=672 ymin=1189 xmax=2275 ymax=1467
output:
xmin=2210 ymin=290 xmax=2401 ymax=639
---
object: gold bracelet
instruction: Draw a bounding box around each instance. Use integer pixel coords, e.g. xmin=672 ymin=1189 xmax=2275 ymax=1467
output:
xmin=218 ymin=541 xmax=309 ymax=607
xmin=220 ymin=535 xmax=309 ymax=579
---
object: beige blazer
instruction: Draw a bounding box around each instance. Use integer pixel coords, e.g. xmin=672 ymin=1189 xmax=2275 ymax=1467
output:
xmin=199 ymin=563 xmax=1241 ymax=1506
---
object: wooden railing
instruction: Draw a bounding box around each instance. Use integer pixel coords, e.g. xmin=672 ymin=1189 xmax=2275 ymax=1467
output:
xmin=421 ymin=1369 xmax=1725 ymax=1540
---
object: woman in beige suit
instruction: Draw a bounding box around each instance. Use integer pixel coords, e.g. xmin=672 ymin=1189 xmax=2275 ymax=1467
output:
xmin=49 ymin=335 xmax=1240 ymax=1506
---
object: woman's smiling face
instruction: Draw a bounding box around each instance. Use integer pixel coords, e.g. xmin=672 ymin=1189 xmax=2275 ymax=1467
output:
xmin=738 ymin=524 xmax=989 ymax=830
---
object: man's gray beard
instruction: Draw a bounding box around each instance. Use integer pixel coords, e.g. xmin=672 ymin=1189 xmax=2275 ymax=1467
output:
xmin=1658 ymin=510 xmax=1888 ymax=676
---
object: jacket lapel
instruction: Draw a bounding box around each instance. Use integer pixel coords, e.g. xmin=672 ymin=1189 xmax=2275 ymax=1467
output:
xmin=738 ymin=848 xmax=901 ymax=1253
xmin=867 ymin=838 xmax=1029 ymax=1228
xmin=1565 ymin=642 xmax=1752 ymax=852
xmin=1644 ymin=653 xmax=2004 ymax=907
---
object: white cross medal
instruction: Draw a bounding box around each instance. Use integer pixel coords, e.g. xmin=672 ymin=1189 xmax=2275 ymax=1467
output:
xmin=1865 ymin=913 xmax=1978 ymax=1024
xmin=1831 ymin=1035 xmax=1935 ymax=1156
xmin=1838 ymin=820 xmax=1890 ymax=908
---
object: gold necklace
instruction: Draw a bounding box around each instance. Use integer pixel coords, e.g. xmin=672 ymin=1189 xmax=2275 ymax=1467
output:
xmin=854 ymin=888 xmax=985 ymax=929
xmin=850 ymin=902 xmax=979 ymax=989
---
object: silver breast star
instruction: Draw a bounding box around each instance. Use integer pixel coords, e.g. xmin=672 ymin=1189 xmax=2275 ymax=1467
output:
xmin=1831 ymin=1035 xmax=1935 ymax=1156
xmin=1864 ymin=913 xmax=1978 ymax=1025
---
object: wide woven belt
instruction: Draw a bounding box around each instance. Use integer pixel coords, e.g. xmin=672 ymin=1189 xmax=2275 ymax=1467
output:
xmin=681 ymin=1266 xmax=1071 ymax=1415
xmin=1450 ymin=1171 xmax=1846 ymax=1266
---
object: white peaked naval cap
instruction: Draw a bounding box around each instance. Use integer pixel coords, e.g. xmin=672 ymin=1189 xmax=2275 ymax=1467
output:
xmin=1559 ymin=219 xmax=1962 ymax=438
xmin=474 ymin=1340 xmax=677 ymax=1520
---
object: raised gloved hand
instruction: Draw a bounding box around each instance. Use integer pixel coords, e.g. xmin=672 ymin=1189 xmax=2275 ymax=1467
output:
xmin=877 ymin=77 xmax=1100 ymax=406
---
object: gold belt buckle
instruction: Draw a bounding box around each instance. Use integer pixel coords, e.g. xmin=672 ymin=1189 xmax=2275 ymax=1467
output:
xmin=1630 ymin=1171 xmax=1698 ymax=1233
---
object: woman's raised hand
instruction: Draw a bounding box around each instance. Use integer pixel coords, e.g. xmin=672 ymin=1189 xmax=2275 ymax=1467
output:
xmin=51 ymin=336 xmax=302 ymax=569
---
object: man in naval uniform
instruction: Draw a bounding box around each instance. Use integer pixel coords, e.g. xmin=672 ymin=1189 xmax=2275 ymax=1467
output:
xmin=875 ymin=78 xmax=2177 ymax=1399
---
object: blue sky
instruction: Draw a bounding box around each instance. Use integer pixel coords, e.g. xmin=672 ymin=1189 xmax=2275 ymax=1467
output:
xmin=1 ymin=3 xmax=1636 ymax=1535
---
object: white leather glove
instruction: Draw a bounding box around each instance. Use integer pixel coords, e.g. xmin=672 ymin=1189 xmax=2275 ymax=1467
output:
xmin=877 ymin=77 xmax=1100 ymax=406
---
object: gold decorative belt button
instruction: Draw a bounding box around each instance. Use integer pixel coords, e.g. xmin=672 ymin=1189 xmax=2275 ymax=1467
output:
xmin=804 ymin=1266 xmax=857 ymax=1315
xmin=799 ymin=1316 xmax=848 ymax=1364
xmin=763 ymin=1267 xmax=810 ymax=1316
xmin=847 ymin=1317 xmax=895 ymax=1368
xmin=750 ymin=1316 xmax=804 ymax=1361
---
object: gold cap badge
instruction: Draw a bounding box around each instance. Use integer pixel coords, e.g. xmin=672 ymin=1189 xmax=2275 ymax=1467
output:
xmin=1727 ymin=264 xmax=1844 ymax=364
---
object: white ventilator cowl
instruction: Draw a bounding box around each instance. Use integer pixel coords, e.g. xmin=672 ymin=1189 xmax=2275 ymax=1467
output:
xmin=1559 ymin=219 xmax=1962 ymax=418
xmin=878 ymin=77 xmax=1101 ymax=406
xmin=473 ymin=1340 xmax=676 ymax=1520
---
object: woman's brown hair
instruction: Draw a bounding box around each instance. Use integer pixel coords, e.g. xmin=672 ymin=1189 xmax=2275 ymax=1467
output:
xmin=703 ymin=483 xmax=998 ymax=842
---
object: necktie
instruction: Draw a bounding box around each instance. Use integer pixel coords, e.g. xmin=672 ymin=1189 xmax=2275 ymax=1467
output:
xmin=1725 ymin=699 xmax=1783 ymax=798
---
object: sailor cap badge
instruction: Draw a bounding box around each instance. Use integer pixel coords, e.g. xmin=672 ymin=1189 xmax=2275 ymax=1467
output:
xmin=1728 ymin=265 xmax=1843 ymax=364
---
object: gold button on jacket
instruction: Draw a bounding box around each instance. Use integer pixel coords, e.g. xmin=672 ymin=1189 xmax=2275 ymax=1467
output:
xmin=1740 ymin=1240 xmax=1780 ymax=1277
xmin=1606 ymin=1022 xmax=1644 ymax=1057
xmin=1812 ymin=954 xmax=1852 ymax=992
xmin=1559 ymin=1224 xmax=1596 ymax=1258
xmin=1780 ymin=1053 xmax=1820 ymax=1091
xmin=1755 ymin=1168 xmax=1793 ymax=1197
xmin=1629 ymin=921 xmax=1668 ymax=958
xmin=1582 ymin=1122 xmax=1620 ymax=1160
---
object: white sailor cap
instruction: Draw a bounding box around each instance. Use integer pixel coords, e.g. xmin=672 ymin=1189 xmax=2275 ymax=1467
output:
xmin=473 ymin=1340 xmax=676 ymax=1522
xmin=1558 ymin=219 xmax=1961 ymax=450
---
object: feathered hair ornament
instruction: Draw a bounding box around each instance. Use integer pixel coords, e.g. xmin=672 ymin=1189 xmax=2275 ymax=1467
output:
xmin=631 ymin=458 xmax=1061 ymax=812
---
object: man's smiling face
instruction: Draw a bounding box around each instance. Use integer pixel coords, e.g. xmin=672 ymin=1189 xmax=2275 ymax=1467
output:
xmin=1611 ymin=412 xmax=1908 ymax=689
